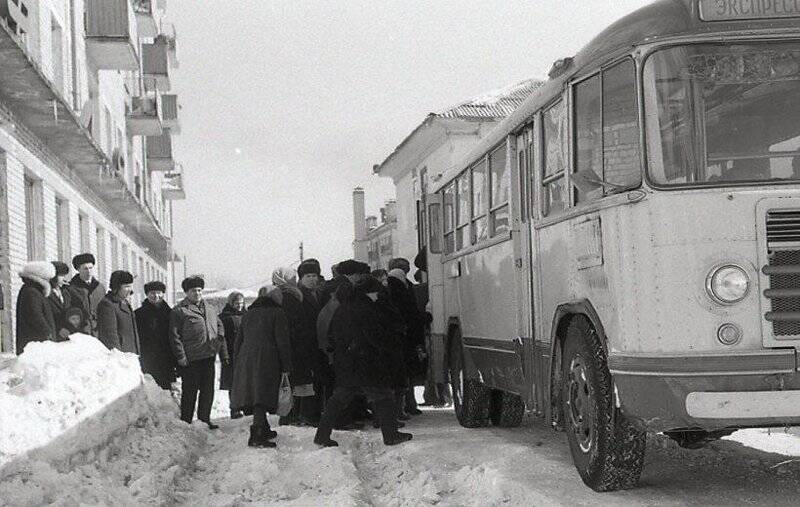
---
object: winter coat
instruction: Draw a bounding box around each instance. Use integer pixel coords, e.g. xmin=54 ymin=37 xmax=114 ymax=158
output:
xmin=135 ymin=299 xmax=176 ymax=386
xmin=230 ymin=296 xmax=292 ymax=413
xmin=218 ymin=304 xmax=245 ymax=391
xmin=279 ymin=287 xmax=315 ymax=386
xmin=374 ymin=290 xmax=409 ymax=389
xmin=46 ymin=287 xmax=74 ymax=341
xmin=15 ymin=265 xmax=57 ymax=354
xmin=67 ymin=274 xmax=106 ymax=336
xmin=330 ymin=283 xmax=396 ymax=389
xmin=97 ymin=292 xmax=141 ymax=354
xmin=387 ymin=276 xmax=427 ymax=380
xmin=169 ymin=298 xmax=228 ymax=364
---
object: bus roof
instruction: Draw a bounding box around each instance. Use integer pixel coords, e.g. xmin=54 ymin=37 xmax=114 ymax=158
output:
xmin=430 ymin=0 xmax=800 ymax=192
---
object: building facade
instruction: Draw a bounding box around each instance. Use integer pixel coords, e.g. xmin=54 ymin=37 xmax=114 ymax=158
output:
xmin=0 ymin=0 xmax=185 ymax=353
xmin=352 ymin=186 xmax=397 ymax=270
xmin=369 ymin=79 xmax=543 ymax=265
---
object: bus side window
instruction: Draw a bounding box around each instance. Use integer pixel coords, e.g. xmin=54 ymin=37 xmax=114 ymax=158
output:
xmin=456 ymin=172 xmax=471 ymax=250
xmin=443 ymin=183 xmax=456 ymax=254
xmin=542 ymin=101 xmax=567 ymax=217
xmin=472 ymin=158 xmax=489 ymax=242
xmin=428 ymin=201 xmax=442 ymax=254
xmin=574 ymin=74 xmax=603 ymax=204
xmin=602 ymin=59 xmax=641 ymax=189
xmin=490 ymin=145 xmax=510 ymax=235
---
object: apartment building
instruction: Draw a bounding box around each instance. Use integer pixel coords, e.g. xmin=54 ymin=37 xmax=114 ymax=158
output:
xmin=0 ymin=0 xmax=185 ymax=353
xmin=352 ymin=186 xmax=397 ymax=271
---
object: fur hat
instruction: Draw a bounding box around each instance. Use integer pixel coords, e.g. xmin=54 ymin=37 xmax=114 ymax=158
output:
xmin=144 ymin=281 xmax=167 ymax=294
xmin=388 ymin=257 xmax=410 ymax=273
xmin=181 ymin=275 xmax=205 ymax=292
xmin=297 ymin=260 xmax=321 ymax=278
xmin=51 ymin=261 xmax=70 ymax=276
xmin=72 ymin=253 xmax=96 ymax=270
xmin=19 ymin=261 xmax=56 ymax=296
xmin=337 ymin=259 xmax=371 ymax=276
xmin=109 ymin=270 xmax=134 ymax=290
xmin=388 ymin=268 xmax=407 ymax=283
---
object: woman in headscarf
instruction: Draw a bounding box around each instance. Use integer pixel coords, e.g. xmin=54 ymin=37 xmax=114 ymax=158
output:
xmin=231 ymin=287 xmax=292 ymax=448
xmin=271 ymin=267 xmax=316 ymax=426
xmin=219 ymin=291 xmax=246 ymax=419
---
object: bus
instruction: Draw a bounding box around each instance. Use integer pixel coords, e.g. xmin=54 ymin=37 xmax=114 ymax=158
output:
xmin=422 ymin=0 xmax=800 ymax=492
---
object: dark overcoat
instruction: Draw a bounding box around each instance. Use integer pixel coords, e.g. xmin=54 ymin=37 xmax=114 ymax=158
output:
xmin=67 ymin=274 xmax=106 ymax=336
xmin=330 ymin=283 xmax=396 ymax=389
xmin=46 ymin=287 xmax=74 ymax=341
xmin=230 ymin=296 xmax=292 ymax=413
xmin=135 ymin=299 xmax=176 ymax=387
xmin=218 ymin=304 xmax=244 ymax=391
xmin=280 ymin=287 xmax=316 ymax=386
xmin=387 ymin=276 xmax=427 ymax=379
xmin=374 ymin=290 xmax=409 ymax=389
xmin=15 ymin=279 xmax=56 ymax=354
xmin=97 ymin=292 xmax=141 ymax=354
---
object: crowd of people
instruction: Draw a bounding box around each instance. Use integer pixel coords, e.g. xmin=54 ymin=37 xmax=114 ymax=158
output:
xmin=14 ymin=251 xmax=447 ymax=449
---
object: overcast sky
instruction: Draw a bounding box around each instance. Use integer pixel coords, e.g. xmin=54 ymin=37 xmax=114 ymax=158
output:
xmin=169 ymin=0 xmax=652 ymax=288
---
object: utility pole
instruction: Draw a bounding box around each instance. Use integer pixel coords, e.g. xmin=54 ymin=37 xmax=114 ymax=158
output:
xmin=299 ymin=242 xmax=304 ymax=263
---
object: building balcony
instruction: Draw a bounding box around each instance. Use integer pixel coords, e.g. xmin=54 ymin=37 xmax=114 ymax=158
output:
xmin=146 ymin=132 xmax=174 ymax=171
xmin=133 ymin=0 xmax=158 ymax=38
xmin=163 ymin=24 xmax=179 ymax=69
xmin=126 ymin=94 xmax=162 ymax=136
xmin=160 ymin=94 xmax=179 ymax=134
xmin=162 ymin=170 xmax=186 ymax=200
xmin=84 ymin=0 xmax=139 ymax=70
xmin=142 ymin=38 xmax=170 ymax=91
xmin=0 ymin=23 xmax=169 ymax=261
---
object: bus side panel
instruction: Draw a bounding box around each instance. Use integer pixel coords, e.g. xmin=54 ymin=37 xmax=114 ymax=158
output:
xmin=536 ymin=221 xmax=575 ymax=347
xmin=457 ymin=241 xmax=526 ymax=393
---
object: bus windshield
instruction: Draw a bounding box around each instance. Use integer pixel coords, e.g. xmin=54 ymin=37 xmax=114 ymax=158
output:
xmin=645 ymin=42 xmax=800 ymax=186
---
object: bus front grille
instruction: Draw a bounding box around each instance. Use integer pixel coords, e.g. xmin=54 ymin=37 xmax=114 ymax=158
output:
xmin=763 ymin=244 xmax=800 ymax=337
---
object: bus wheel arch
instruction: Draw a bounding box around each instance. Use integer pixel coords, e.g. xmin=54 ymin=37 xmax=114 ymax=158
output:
xmin=547 ymin=301 xmax=609 ymax=432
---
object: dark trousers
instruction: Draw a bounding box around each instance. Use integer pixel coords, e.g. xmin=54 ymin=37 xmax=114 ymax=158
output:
xmin=180 ymin=357 xmax=215 ymax=423
xmin=317 ymin=386 xmax=397 ymax=441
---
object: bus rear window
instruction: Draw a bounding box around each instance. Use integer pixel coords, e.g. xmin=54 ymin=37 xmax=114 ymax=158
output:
xmin=645 ymin=42 xmax=800 ymax=186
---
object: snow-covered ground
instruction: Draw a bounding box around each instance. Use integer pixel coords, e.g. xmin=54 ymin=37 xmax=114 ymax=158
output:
xmin=4 ymin=338 xmax=800 ymax=505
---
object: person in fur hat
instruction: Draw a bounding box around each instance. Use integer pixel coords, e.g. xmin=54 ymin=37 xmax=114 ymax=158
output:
xmin=96 ymin=270 xmax=140 ymax=354
xmin=15 ymin=261 xmax=57 ymax=354
xmin=67 ymin=253 xmax=106 ymax=336
xmin=136 ymin=281 xmax=176 ymax=390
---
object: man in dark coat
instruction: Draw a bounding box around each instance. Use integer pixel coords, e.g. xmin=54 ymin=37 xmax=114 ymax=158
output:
xmin=231 ymin=288 xmax=292 ymax=448
xmin=218 ymin=291 xmax=246 ymax=418
xmin=67 ymin=253 xmax=106 ymax=336
xmin=297 ymin=259 xmax=328 ymax=423
xmin=15 ymin=261 xmax=57 ymax=354
xmin=46 ymin=261 xmax=74 ymax=341
xmin=169 ymin=276 xmax=229 ymax=429
xmin=135 ymin=281 xmax=175 ymax=389
xmin=96 ymin=271 xmax=140 ymax=354
xmin=314 ymin=263 xmax=413 ymax=448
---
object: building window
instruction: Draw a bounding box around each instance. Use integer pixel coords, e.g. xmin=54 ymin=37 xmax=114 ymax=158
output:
xmin=110 ymin=235 xmax=119 ymax=271
xmin=96 ymin=227 xmax=106 ymax=283
xmin=542 ymin=100 xmax=568 ymax=217
xmin=122 ymin=244 xmax=129 ymax=270
xmin=489 ymin=145 xmax=510 ymax=235
xmin=55 ymin=197 xmax=70 ymax=262
xmin=24 ymin=176 xmax=44 ymax=260
xmin=78 ymin=213 xmax=91 ymax=252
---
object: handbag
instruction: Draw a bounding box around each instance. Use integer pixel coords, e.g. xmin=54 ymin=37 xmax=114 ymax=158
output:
xmin=276 ymin=373 xmax=293 ymax=417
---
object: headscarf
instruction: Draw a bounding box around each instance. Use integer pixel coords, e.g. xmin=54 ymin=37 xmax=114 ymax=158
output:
xmin=272 ymin=267 xmax=303 ymax=302
xmin=388 ymin=268 xmax=408 ymax=285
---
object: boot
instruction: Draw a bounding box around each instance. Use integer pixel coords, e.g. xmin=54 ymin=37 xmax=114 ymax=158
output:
xmin=383 ymin=431 xmax=413 ymax=446
xmin=314 ymin=436 xmax=339 ymax=447
xmin=231 ymin=410 xmax=244 ymax=420
xmin=262 ymin=424 xmax=278 ymax=440
xmin=248 ymin=426 xmax=277 ymax=448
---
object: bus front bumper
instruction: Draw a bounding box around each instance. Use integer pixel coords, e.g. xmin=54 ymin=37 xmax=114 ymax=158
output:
xmin=609 ymin=349 xmax=800 ymax=432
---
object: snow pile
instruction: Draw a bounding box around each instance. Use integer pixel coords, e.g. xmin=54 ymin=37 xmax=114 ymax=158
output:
xmin=0 ymin=335 xmax=206 ymax=506
xmin=726 ymin=428 xmax=800 ymax=456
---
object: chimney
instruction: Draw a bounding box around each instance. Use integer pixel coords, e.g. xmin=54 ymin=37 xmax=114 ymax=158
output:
xmin=366 ymin=215 xmax=378 ymax=230
xmin=352 ymin=187 xmax=368 ymax=261
xmin=384 ymin=199 xmax=397 ymax=223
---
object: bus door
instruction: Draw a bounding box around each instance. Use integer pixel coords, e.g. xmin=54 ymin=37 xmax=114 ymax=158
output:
xmin=511 ymin=129 xmax=536 ymax=409
xmin=425 ymin=192 xmax=447 ymax=384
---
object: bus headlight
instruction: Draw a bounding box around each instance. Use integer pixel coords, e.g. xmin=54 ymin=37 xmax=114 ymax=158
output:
xmin=706 ymin=265 xmax=750 ymax=305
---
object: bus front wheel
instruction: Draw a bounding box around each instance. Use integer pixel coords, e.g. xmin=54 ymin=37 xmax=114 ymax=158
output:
xmin=448 ymin=332 xmax=490 ymax=428
xmin=560 ymin=316 xmax=646 ymax=492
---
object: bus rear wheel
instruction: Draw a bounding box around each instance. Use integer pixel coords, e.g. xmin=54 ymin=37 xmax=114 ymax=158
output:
xmin=560 ymin=316 xmax=646 ymax=492
xmin=490 ymin=390 xmax=525 ymax=427
xmin=448 ymin=332 xmax=490 ymax=428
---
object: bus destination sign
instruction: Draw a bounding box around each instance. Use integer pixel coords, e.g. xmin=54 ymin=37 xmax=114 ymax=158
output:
xmin=699 ymin=0 xmax=800 ymax=21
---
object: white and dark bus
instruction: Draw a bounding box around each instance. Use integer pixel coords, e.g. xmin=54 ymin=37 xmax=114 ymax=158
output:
xmin=422 ymin=0 xmax=800 ymax=491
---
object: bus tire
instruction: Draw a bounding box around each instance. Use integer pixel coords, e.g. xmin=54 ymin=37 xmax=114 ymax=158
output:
xmin=489 ymin=390 xmax=525 ymax=427
xmin=448 ymin=332 xmax=490 ymax=428
xmin=560 ymin=316 xmax=645 ymax=492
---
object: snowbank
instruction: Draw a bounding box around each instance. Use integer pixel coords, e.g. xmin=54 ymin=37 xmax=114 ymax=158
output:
xmin=0 ymin=334 xmax=206 ymax=505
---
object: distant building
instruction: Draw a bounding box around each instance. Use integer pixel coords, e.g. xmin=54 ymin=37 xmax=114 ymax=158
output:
xmin=0 ymin=1 xmax=185 ymax=352
xmin=352 ymin=187 xmax=398 ymax=270
xmin=370 ymin=79 xmax=543 ymax=265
